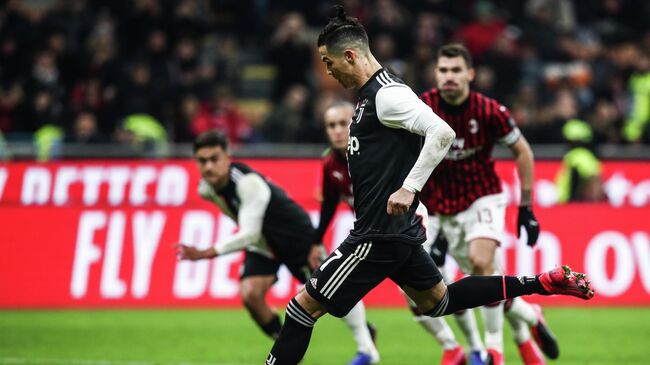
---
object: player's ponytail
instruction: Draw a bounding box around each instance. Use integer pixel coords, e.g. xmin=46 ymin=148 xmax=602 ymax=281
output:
xmin=331 ymin=4 xmax=347 ymax=22
xmin=317 ymin=6 xmax=368 ymax=50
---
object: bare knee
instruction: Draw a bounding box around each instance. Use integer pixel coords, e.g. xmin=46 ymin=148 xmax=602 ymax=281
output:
xmin=240 ymin=283 xmax=268 ymax=310
xmin=469 ymin=255 xmax=493 ymax=275
xmin=294 ymin=290 xmax=328 ymax=319
xmin=403 ymin=280 xmax=448 ymax=315
xmin=468 ymin=239 xmax=498 ymax=275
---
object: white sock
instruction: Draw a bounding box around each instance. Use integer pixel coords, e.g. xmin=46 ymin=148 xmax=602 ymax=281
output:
xmin=482 ymin=302 xmax=504 ymax=353
xmin=415 ymin=315 xmax=459 ymax=350
xmin=454 ymin=309 xmax=485 ymax=352
xmin=506 ymin=298 xmax=538 ymax=326
xmin=506 ymin=309 xmax=531 ymax=344
xmin=342 ymin=301 xmax=380 ymax=363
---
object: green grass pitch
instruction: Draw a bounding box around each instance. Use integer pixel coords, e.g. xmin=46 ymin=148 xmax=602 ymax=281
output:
xmin=1 ymin=308 xmax=649 ymax=365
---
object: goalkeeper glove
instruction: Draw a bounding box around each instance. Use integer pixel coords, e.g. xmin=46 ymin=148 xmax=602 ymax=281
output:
xmin=517 ymin=206 xmax=540 ymax=247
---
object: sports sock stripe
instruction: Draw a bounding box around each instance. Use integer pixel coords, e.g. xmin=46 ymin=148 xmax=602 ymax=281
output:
xmin=433 ymin=290 xmax=449 ymax=317
xmin=287 ymin=300 xmax=313 ymax=324
xmin=286 ymin=305 xmax=313 ymax=327
xmin=286 ymin=299 xmax=314 ymax=327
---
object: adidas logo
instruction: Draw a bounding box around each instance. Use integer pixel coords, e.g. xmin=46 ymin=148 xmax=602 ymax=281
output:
xmin=310 ymin=278 xmax=318 ymax=288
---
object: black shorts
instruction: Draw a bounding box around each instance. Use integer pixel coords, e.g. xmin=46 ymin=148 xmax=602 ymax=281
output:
xmin=240 ymin=251 xmax=312 ymax=284
xmin=306 ymin=236 xmax=443 ymax=317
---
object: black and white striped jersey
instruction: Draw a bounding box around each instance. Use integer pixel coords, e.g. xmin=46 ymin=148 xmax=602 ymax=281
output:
xmin=347 ymin=68 xmax=429 ymax=245
xmin=198 ymin=162 xmax=314 ymax=260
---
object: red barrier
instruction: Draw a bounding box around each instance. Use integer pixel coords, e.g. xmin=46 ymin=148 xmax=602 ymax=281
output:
xmin=0 ymin=160 xmax=648 ymax=308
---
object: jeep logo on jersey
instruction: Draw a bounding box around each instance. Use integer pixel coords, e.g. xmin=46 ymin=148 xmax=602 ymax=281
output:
xmin=348 ymin=136 xmax=360 ymax=155
xmin=353 ymin=99 xmax=368 ymax=123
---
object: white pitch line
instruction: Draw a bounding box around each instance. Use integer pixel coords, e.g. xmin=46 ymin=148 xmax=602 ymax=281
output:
xmin=0 ymin=357 xmax=257 ymax=365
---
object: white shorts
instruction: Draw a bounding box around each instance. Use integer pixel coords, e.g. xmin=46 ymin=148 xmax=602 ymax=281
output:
xmin=424 ymin=193 xmax=506 ymax=274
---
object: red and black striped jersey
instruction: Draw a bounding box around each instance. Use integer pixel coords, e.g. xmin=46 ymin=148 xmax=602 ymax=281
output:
xmin=314 ymin=149 xmax=354 ymax=242
xmin=322 ymin=149 xmax=354 ymax=208
xmin=419 ymin=89 xmax=521 ymax=215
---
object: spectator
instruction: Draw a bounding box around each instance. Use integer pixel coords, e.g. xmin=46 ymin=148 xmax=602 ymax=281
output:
xmin=365 ymin=0 xmax=411 ymax=57
xmin=623 ymin=49 xmax=650 ymax=143
xmin=589 ymin=98 xmax=622 ymax=144
xmin=64 ymin=111 xmax=107 ymax=145
xmin=0 ymin=81 xmax=24 ymax=134
xmin=523 ymin=88 xmax=578 ymax=144
xmin=25 ymin=51 xmax=64 ymax=104
xmin=267 ymin=12 xmax=313 ymax=102
xmin=455 ymin=0 xmax=507 ymax=61
xmin=190 ymin=86 xmax=252 ymax=144
xmin=372 ymin=33 xmax=406 ymax=78
xmin=18 ymin=87 xmax=64 ymax=133
xmin=0 ymin=0 xmax=647 ymax=148
xmin=115 ymin=113 xmax=168 ymax=157
xmin=556 ymin=119 xmax=606 ymax=203
xmin=115 ymin=61 xmax=163 ymax=120
xmin=174 ymin=94 xmax=202 ymax=143
xmin=261 ymin=84 xmax=309 ymax=143
xmin=170 ymin=37 xmax=201 ymax=95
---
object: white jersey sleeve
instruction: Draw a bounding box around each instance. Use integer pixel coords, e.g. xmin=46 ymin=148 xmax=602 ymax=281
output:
xmin=212 ymin=173 xmax=271 ymax=255
xmin=376 ymin=84 xmax=455 ymax=192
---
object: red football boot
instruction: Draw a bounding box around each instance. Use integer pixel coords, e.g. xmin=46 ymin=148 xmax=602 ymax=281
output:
xmin=486 ymin=348 xmax=504 ymax=365
xmin=517 ymin=339 xmax=545 ymax=365
xmin=441 ymin=346 xmax=467 ymax=365
xmin=538 ymin=265 xmax=595 ymax=300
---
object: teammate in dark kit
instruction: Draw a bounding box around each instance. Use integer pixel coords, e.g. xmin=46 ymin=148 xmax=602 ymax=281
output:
xmin=176 ymin=131 xmax=379 ymax=364
xmin=177 ymin=131 xmax=317 ymax=340
xmin=315 ymin=101 xmax=380 ymax=365
xmin=317 ymin=101 xmax=480 ymax=365
xmin=264 ymin=7 xmax=594 ymax=365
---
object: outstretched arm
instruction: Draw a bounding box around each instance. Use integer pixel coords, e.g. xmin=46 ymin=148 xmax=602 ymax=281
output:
xmin=510 ymin=136 xmax=540 ymax=246
xmin=177 ymin=173 xmax=271 ymax=260
xmin=510 ymin=136 xmax=534 ymax=205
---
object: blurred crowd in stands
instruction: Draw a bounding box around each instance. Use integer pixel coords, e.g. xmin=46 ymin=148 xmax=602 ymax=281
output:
xmin=0 ymin=0 xmax=649 ymax=157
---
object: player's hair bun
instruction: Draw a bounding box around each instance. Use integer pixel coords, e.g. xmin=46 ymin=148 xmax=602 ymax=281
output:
xmin=332 ymin=5 xmax=347 ymax=21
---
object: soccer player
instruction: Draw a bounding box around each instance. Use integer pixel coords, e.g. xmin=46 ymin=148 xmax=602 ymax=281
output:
xmin=265 ymin=7 xmax=594 ymax=365
xmin=419 ymin=43 xmax=560 ymax=365
xmin=317 ymin=101 xmax=478 ymax=365
xmin=175 ymin=131 xmax=379 ymax=364
xmin=314 ymin=101 xmax=381 ymax=365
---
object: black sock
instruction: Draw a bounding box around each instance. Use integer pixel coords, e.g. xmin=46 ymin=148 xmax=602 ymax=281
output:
xmin=266 ymin=298 xmax=316 ymax=365
xmin=260 ymin=314 xmax=282 ymax=339
xmin=425 ymin=275 xmax=545 ymax=317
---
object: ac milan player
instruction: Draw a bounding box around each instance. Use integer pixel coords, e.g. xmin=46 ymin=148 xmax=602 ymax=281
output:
xmin=419 ymin=43 xmax=559 ymax=365
xmin=265 ymin=8 xmax=593 ymax=365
